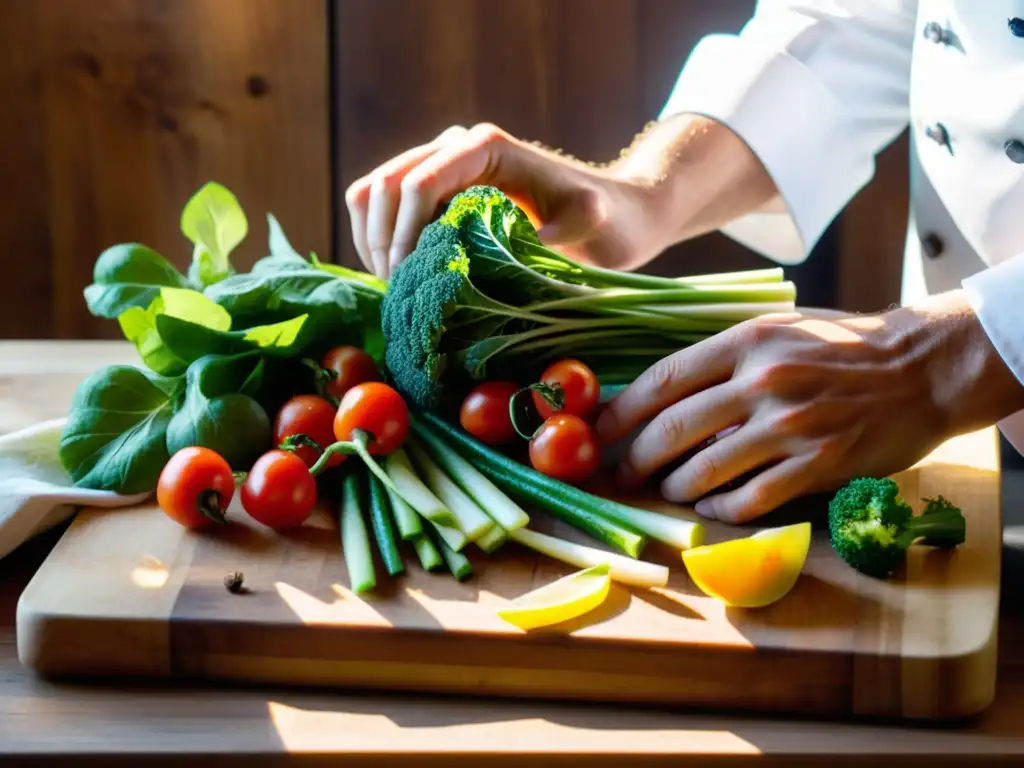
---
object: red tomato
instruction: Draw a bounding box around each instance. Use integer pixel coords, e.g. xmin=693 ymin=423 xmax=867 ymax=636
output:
xmin=531 ymin=359 xmax=600 ymax=420
xmin=321 ymin=346 xmax=381 ymax=400
xmin=157 ymin=447 xmax=235 ymax=529
xmin=240 ymin=449 xmax=318 ymax=530
xmin=333 ymin=382 xmax=409 ymax=455
xmin=459 ymin=380 xmax=519 ymax=445
xmin=273 ymin=394 xmax=343 ymax=469
xmin=529 ymin=414 xmax=601 ymax=484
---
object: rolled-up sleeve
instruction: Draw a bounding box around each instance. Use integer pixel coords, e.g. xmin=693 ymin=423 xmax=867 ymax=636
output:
xmin=660 ymin=0 xmax=918 ymax=264
xmin=963 ymin=255 xmax=1024 ymax=453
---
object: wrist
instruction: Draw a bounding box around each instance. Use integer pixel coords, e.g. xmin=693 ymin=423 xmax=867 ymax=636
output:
xmin=884 ymin=290 xmax=1024 ymax=434
xmin=608 ymin=113 xmax=779 ymax=250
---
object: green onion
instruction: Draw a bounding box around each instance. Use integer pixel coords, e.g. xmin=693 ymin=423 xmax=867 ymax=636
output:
xmin=509 ymin=528 xmax=668 ymax=588
xmin=385 ymin=484 xmax=423 ymax=540
xmin=414 ymin=412 xmax=646 ymax=557
xmin=475 ymin=523 xmax=508 ymax=553
xmin=383 ymin=448 xmax=455 ymax=528
xmin=405 ymin=438 xmax=495 ymax=542
xmin=368 ymin=473 xmax=404 ymax=577
xmin=415 ymin=411 xmax=703 ymax=553
xmin=409 ymin=421 xmax=530 ymax=532
xmin=428 ymin=524 xmax=473 ymax=581
xmin=340 ymin=471 xmax=375 ymax=593
xmin=411 ymin=534 xmax=443 ymax=571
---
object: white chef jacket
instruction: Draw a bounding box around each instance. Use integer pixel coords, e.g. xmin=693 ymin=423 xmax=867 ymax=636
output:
xmin=660 ymin=0 xmax=1024 ymax=455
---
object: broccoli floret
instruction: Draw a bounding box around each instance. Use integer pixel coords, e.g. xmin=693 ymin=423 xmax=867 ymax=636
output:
xmin=828 ymin=477 xmax=966 ymax=579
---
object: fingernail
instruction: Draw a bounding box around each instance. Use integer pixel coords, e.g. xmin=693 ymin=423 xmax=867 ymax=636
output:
xmin=694 ymin=498 xmax=716 ymax=519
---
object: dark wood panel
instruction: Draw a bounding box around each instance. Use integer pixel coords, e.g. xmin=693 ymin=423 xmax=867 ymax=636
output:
xmin=0 ymin=0 xmax=331 ymax=339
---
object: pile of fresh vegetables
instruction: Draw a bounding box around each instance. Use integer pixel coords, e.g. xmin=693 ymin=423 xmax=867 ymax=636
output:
xmin=55 ymin=180 xmax=966 ymax=621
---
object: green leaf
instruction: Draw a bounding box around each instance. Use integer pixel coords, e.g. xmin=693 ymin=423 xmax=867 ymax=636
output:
xmin=155 ymin=312 xmax=313 ymax=367
xmin=59 ymin=365 xmax=180 ymax=494
xmin=180 ymin=181 xmax=248 ymax=286
xmin=267 ymin=212 xmax=307 ymax=264
xmin=118 ymin=288 xmax=233 ymax=376
xmin=83 ymin=243 xmax=190 ymax=319
xmin=240 ymin=314 xmax=309 ymax=349
xmin=311 ymin=254 xmax=388 ymax=293
xmin=165 ymin=352 xmax=272 ymax=470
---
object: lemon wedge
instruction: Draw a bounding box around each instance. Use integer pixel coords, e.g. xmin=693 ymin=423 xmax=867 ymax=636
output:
xmin=497 ymin=563 xmax=612 ymax=630
xmin=681 ymin=522 xmax=811 ymax=608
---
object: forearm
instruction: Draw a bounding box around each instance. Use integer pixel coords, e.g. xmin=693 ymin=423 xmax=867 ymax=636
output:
xmin=610 ymin=113 xmax=780 ymax=251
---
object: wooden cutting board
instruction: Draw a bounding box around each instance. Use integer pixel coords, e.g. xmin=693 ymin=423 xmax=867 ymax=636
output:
xmin=15 ymin=428 xmax=1002 ymax=722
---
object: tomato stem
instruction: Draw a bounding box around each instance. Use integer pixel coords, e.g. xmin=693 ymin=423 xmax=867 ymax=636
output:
xmin=197 ymin=489 xmax=228 ymax=525
xmin=279 ymin=432 xmax=324 ymax=455
xmin=309 ymin=430 xmax=403 ymax=500
xmin=301 ymin=357 xmax=341 ymax=407
xmin=508 ymin=384 xmax=561 ymax=442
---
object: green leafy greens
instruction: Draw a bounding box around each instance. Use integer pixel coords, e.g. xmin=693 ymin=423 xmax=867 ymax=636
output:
xmin=63 ymin=181 xmax=385 ymax=494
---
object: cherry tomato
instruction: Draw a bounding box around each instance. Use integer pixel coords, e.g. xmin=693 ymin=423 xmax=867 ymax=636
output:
xmin=157 ymin=447 xmax=235 ymax=529
xmin=532 ymin=359 xmax=600 ymax=421
xmin=240 ymin=449 xmax=318 ymax=530
xmin=273 ymin=395 xmax=343 ymax=469
xmin=333 ymin=382 xmax=409 ymax=456
xmin=529 ymin=414 xmax=601 ymax=484
xmin=459 ymin=380 xmax=519 ymax=445
xmin=321 ymin=345 xmax=381 ymax=400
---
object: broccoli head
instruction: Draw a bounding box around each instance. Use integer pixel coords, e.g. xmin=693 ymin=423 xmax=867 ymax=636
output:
xmin=828 ymin=477 xmax=966 ymax=579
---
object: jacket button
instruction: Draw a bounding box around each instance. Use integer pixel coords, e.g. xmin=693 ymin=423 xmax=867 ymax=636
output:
xmin=924 ymin=122 xmax=951 ymax=150
xmin=1006 ymin=139 xmax=1024 ymax=163
xmin=1009 ymin=17 xmax=1024 ymax=37
xmin=923 ymin=21 xmax=947 ymax=43
xmin=921 ymin=233 xmax=944 ymax=259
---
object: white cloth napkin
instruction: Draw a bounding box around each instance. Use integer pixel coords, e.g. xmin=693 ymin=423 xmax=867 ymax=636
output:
xmin=0 ymin=418 xmax=150 ymax=559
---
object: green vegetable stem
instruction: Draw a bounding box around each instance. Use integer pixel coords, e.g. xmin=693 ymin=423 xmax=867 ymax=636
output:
xmin=340 ymin=471 xmax=376 ymax=593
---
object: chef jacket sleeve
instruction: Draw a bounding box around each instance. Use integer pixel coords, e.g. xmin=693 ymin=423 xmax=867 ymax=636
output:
xmin=659 ymin=0 xmax=918 ymax=265
xmin=962 ymin=256 xmax=1024 ymax=447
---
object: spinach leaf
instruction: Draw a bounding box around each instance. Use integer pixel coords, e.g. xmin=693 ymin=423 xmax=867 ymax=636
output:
xmin=118 ymin=288 xmax=233 ymax=376
xmin=266 ymin=212 xmax=307 ymax=266
xmin=83 ymin=243 xmax=191 ymax=319
xmin=181 ymin=181 xmax=247 ymax=287
xmin=165 ymin=352 xmax=272 ymax=470
xmin=59 ymin=365 xmax=180 ymax=495
xmin=156 ymin=313 xmax=311 ymax=363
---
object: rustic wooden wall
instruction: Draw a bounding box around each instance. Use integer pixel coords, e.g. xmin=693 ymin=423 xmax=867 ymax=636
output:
xmin=333 ymin=0 xmax=909 ymax=311
xmin=0 ymin=0 xmax=907 ymax=340
xmin=0 ymin=0 xmax=331 ymax=339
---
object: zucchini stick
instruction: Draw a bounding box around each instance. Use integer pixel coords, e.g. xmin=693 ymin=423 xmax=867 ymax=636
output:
xmin=410 ymin=422 xmax=530 ymax=532
xmin=385 ymin=484 xmax=423 ymax=540
xmin=509 ymin=527 xmax=669 ymax=588
xmin=428 ymin=524 xmax=473 ymax=581
xmin=368 ymin=473 xmax=404 ymax=576
xmin=383 ymin=448 xmax=456 ymax=528
xmin=412 ymin=534 xmax=443 ymax=571
xmin=405 ymin=439 xmax=494 ymax=542
xmin=340 ymin=471 xmax=376 ymax=593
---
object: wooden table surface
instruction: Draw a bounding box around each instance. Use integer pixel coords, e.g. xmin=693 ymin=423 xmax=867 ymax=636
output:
xmin=4 ymin=340 xmax=1024 ymax=766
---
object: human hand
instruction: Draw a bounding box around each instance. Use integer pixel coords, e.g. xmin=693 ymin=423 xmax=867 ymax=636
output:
xmin=595 ymin=291 xmax=1024 ymax=523
xmin=344 ymin=123 xmax=665 ymax=279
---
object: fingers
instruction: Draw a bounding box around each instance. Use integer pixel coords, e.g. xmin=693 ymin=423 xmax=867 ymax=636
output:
xmin=595 ymin=331 xmax=742 ymax=445
xmin=345 ymin=123 xmax=550 ymax=279
xmin=389 ymin=124 xmax=539 ymax=275
xmin=345 ymin=126 xmax=467 ymax=276
xmin=691 ymin=454 xmax=817 ymax=524
xmin=659 ymin=422 xmax=784 ymax=503
xmin=616 ymin=382 xmax=747 ymax=489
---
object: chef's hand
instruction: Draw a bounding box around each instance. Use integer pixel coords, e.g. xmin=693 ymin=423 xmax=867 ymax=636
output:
xmin=595 ymin=291 xmax=1024 ymax=524
xmin=344 ymin=123 xmax=658 ymax=279
xmin=344 ymin=117 xmax=777 ymax=279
